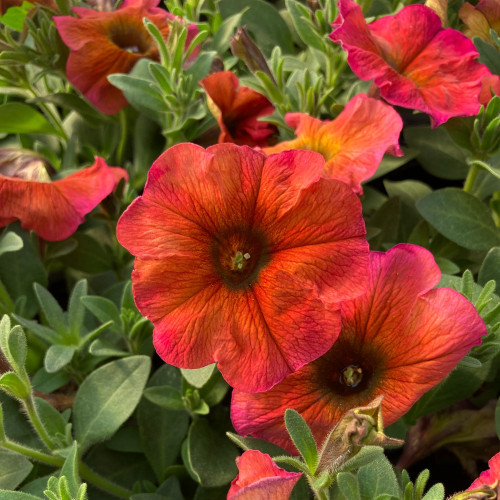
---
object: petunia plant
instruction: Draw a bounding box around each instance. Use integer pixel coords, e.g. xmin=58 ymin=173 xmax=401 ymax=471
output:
xmin=0 ymin=0 xmax=499 ymax=498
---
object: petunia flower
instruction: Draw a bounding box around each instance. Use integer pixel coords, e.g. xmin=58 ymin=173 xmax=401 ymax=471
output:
xmin=330 ymin=0 xmax=491 ymax=127
xmin=54 ymin=0 xmax=198 ymax=115
xmin=0 ymin=151 xmax=127 ymax=241
xmin=263 ymin=94 xmax=403 ymax=194
xmin=459 ymin=0 xmax=500 ymax=44
xmin=116 ymin=143 xmax=369 ymax=392
xmin=200 ymin=71 xmax=278 ymax=147
xmin=231 ymin=244 xmax=486 ymax=452
xmin=467 ymin=451 xmax=500 ymax=491
xmin=228 ymin=450 xmax=302 ymax=500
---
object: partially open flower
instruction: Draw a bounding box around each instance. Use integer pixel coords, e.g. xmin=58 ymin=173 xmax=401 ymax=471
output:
xmin=117 ymin=143 xmax=369 ymax=392
xmin=54 ymin=0 xmax=198 ymax=115
xmin=460 ymin=0 xmax=500 ymax=44
xmin=330 ymin=0 xmax=491 ymax=127
xmin=263 ymin=94 xmax=403 ymax=194
xmin=228 ymin=450 xmax=302 ymax=499
xmin=200 ymin=71 xmax=278 ymax=147
xmin=0 ymin=151 xmax=127 ymax=241
xmin=231 ymin=244 xmax=486 ymax=452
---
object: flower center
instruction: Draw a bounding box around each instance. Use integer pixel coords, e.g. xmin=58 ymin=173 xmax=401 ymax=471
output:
xmin=108 ymin=24 xmax=153 ymax=55
xmin=212 ymin=228 xmax=270 ymax=290
xmin=340 ymin=364 xmax=363 ymax=387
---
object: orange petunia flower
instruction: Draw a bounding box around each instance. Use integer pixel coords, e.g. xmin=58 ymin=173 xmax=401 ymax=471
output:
xmin=200 ymin=71 xmax=278 ymax=147
xmin=330 ymin=0 xmax=491 ymax=127
xmin=0 ymin=150 xmax=127 ymax=241
xmin=263 ymin=94 xmax=402 ymax=194
xmin=231 ymin=244 xmax=486 ymax=452
xmin=460 ymin=0 xmax=500 ymax=44
xmin=228 ymin=450 xmax=302 ymax=500
xmin=54 ymin=0 xmax=198 ymax=115
xmin=116 ymin=143 xmax=369 ymax=392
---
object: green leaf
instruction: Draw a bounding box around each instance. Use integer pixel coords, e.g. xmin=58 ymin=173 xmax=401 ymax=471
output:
xmin=184 ymin=418 xmax=238 ymax=487
xmin=421 ymin=483 xmax=445 ymax=500
xmin=337 ymin=446 xmax=385 ymax=473
xmin=0 ymin=1 xmax=34 ymax=30
xmin=479 ymin=247 xmax=500 ymax=287
xmin=67 ymin=280 xmax=88 ymax=339
xmin=0 ymin=103 xmax=61 ymax=136
xmin=35 ymin=397 xmax=67 ymax=441
xmin=435 ymin=257 xmax=460 ymax=276
xmin=0 ymin=492 xmax=41 ymax=500
xmin=60 ymin=442 xmax=80 ymax=498
xmin=73 ymin=356 xmax=151 ymax=453
xmin=336 ymin=472 xmax=360 ymax=500
xmin=0 ymin=449 xmax=33 ymax=489
xmin=31 ymin=368 xmax=70 ymax=394
xmin=219 ymin=0 xmax=294 ymax=56
xmin=404 ymin=126 xmax=468 ymax=180
xmin=0 ymin=317 xmax=27 ymax=375
xmin=357 ymin=455 xmax=399 ymax=499
xmin=137 ymin=365 xmax=189 ymax=483
xmin=226 ymin=432 xmax=287 ymax=457
xmin=44 ymin=345 xmax=77 ymax=373
xmin=416 ymin=188 xmax=500 ymax=250
xmin=0 ymin=232 xmax=23 ymax=257
xmin=286 ymin=0 xmax=325 ymax=51
xmin=284 ymin=409 xmax=318 ymax=474
xmin=34 ymin=284 xmax=68 ymax=336
xmin=81 ymin=296 xmax=121 ymax=334
xmin=143 ymin=385 xmax=185 ymax=410
xmin=59 ymin=234 xmax=113 ymax=274
xmin=474 ymin=36 xmax=500 ymax=74
xmin=0 ymin=371 xmax=30 ymax=399
xmin=181 ymin=364 xmax=215 ymax=388
xmin=0 ymin=225 xmax=47 ymax=319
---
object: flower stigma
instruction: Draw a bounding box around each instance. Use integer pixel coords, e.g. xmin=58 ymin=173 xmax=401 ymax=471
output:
xmin=341 ymin=364 xmax=363 ymax=388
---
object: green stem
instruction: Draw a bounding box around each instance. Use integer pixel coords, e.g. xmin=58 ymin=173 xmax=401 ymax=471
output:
xmin=23 ymin=396 xmax=56 ymax=451
xmin=79 ymin=461 xmax=132 ymax=499
xmin=463 ymin=163 xmax=479 ymax=193
xmin=116 ymin=109 xmax=127 ymax=166
xmin=3 ymin=440 xmax=133 ymax=498
xmin=4 ymin=440 xmax=63 ymax=467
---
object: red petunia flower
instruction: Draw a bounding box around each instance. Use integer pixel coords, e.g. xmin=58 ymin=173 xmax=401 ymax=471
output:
xmin=116 ymin=143 xmax=369 ymax=392
xmin=200 ymin=71 xmax=278 ymax=147
xmin=54 ymin=0 xmax=198 ymax=115
xmin=231 ymin=244 xmax=486 ymax=452
xmin=460 ymin=0 xmax=500 ymax=44
xmin=263 ymin=94 xmax=403 ymax=194
xmin=330 ymin=0 xmax=491 ymax=127
xmin=0 ymin=151 xmax=127 ymax=241
xmin=228 ymin=450 xmax=302 ymax=500
xmin=467 ymin=451 xmax=500 ymax=491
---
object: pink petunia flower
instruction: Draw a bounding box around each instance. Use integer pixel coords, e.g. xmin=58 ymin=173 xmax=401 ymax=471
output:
xmin=467 ymin=451 xmax=500 ymax=493
xmin=228 ymin=450 xmax=302 ymax=499
xmin=263 ymin=94 xmax=402 ymax=194
xmin=54 ymin=0 xmax=198 ymax=115
xmin=0 ymin=151 xmax=127 ymax=241
xmin=330 ymin=0 xmax=491 ymax=127
xmin=231 ymin=244 xmax=486 ymax=453
xmin=117 ymin=143 xmax=369 ymax=392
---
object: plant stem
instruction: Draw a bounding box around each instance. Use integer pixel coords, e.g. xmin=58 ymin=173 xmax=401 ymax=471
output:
xmin=4 ymin=440 xmax=63 ymax=467
xmin=23 ymin=395 xmax=56 ymax=451
xmin=116 ymin=109 xmax=128 ymax=166
xmin=463 ymin=163 xmax=479 ymax=193
xmin=79 ymin=461 xmax=133 ymax=499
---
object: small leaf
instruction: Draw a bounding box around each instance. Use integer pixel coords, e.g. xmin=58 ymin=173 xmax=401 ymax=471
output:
xmin=34 ymin=284 xmax=67 ymax=336
xmin=67 ymin=280 xmax=88 ymax=339
xmin=0 ymin=449 xmax=33 ymax=489
xmin=44 ymin=345 xmax=77 ymax=374
xmin=143 ymin=386 xmax=185 ymax=410
xmin=73 ymin=356 xmax=151 ymax=453
xmin=416 ymin=188 xmax=500 ymax=250
xmin=0 ymin=232 xmax=23 ymax=257
xmin=81 ymin=296 xmax=121 ymax=334
xmin=184 ymin=418 xmax=238 ymax=487
xmin=479 ymin=247 xmax=500 ymax=287
xmin=60 ymin=442 xmax=80 ymax=498
xmin=0 ymin=103 xmax=61 ymax=135
xmin=284 ymin=409 xmax=318 ymax=474
xmin=421 ymin=483 xmax=445 ymax=500
xmin=181 ymin=364 xmax=215 ymax=388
